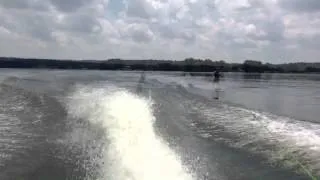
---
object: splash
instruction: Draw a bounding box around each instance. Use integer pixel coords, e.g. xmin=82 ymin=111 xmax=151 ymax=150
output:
xmin=66 ymin=85 xmax=194 ymax=180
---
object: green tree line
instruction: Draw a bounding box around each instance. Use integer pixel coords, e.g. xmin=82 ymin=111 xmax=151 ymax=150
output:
xmin=0 ymin=57 xmax=319 ymax=73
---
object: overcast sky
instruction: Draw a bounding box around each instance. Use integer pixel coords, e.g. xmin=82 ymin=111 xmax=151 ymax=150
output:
xmin=0 ymin=0 xmax=319 ymax=63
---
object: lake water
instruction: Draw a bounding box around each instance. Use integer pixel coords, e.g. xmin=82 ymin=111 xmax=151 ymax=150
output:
xmin=0 ymin=69 xmax=319 ymax=180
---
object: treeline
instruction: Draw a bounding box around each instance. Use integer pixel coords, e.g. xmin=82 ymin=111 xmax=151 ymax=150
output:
xmin=0 ymin=57 xmax=319 ymax=73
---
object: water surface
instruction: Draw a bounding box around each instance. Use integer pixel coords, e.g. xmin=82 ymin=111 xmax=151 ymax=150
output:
xmin=0 ymin=69 xmax=319 ymax=180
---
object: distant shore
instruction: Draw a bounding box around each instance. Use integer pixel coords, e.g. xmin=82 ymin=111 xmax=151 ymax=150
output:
xmin=0 ymin=57 xmax=319 ymax=73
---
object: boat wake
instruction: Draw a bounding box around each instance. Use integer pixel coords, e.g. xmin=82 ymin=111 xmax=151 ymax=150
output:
xmin=190 ymin=102 xmax=320 ymax=178
xmin=64 ymin=85 xmax=194 ymax=180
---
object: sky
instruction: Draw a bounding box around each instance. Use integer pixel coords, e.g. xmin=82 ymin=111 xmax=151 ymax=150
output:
xmin=0 ymin=0 xmax=319 ymax=63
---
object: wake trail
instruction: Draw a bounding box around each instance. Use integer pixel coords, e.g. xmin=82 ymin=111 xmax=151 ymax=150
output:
xmin=66 ymin=85 xmax=194 ymax=180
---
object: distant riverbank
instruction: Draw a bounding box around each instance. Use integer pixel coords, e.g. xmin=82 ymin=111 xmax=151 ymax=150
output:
xmin=0 ymin=57 xmax=319 ymax=73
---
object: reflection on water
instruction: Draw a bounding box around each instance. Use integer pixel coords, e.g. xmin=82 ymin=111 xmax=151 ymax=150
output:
xmin=136 ymin=72 xmax=146 ymax=93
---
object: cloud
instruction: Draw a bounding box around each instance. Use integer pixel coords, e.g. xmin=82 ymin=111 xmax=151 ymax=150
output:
xmin=0 ymin=0 xmax=30 ymax=9
xmin=279 ymin=0 xmax=320 ymax=13
xmin=0 ymin=0 xmax=319 ymax=62
xmin=125 ymin=0 xmax=155 ymax=19
xmin=122 ymin=23 xmax=154 ymax=43
xmin=0 ymin=9 xmax=56 ymax=42
xmin=0 ymin=0 xmax=51 ymax=11
xmin=60 ymin=13 xmax=102 ymax=34
xmin=283 ymin=13 xmax=320 ymax=49
xmin=49 ymin=0 xmax=91 ymax=12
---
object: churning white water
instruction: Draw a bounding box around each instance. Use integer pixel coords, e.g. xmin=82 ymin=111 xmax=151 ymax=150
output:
xmin=66 ymin=85 xmax=194 ymax=180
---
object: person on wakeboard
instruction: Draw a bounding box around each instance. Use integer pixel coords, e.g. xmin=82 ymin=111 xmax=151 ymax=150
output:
xmin=213 ymin=70 xmax=222 ymax=99
xmin=213 ymin=70 xmax=222 ymax=83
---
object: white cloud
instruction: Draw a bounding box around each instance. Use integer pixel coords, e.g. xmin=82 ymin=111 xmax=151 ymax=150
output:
xmin=284 ymin=13 xmax=320 ymax=38
xmin=0 ymin=0 xmax=319 ymax=62
xmin=122 ymin=23 xmax=154 ymax=42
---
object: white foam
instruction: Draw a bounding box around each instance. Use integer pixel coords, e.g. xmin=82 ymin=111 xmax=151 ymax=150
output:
xmin=248 ymin=110 xmax=320 ymax=155
xmin=193 ymin=104 xmax=320 ymax=175
xmin=67 ymin=85 xmax=194 ymax=180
